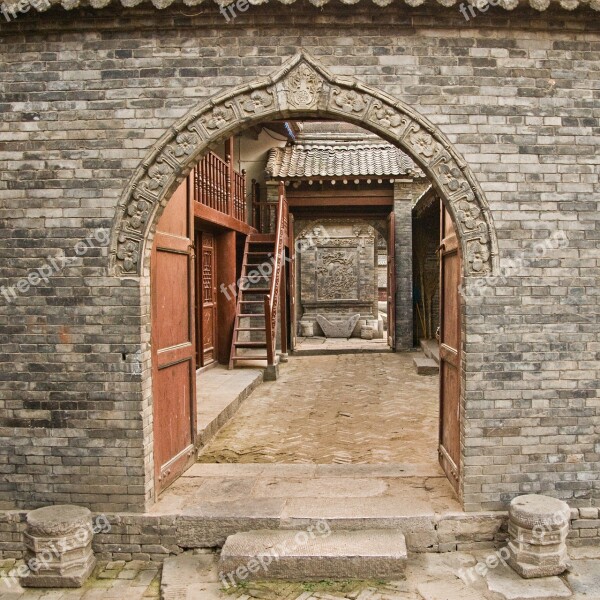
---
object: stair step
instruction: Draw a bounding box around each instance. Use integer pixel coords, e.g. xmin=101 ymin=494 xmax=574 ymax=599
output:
xmin=231 ymin=355 xmax=269 ymax=360
xmin=420 ymin=339 xmax=440 ymax=364
xmin=414 ymin=356 xmax=439 ymax=375
xmin=234 ymin=341 xmax=267 ymax=348
xmin=237 ymin=313 xmax=266 ymax=318
xmin=219 ymin=529 xmax=407 ymax=582
xmin=235 ymin=327 xmax=266 ymax=331
xmin=240 ymin=287 xmax=270 ymax=293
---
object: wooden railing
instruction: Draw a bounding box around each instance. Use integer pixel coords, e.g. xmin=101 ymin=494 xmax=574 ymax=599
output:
xmin=264 ymin=182 xmax=288 ymax=366
xmin=193 ymin=151 xmax=247 ymax=222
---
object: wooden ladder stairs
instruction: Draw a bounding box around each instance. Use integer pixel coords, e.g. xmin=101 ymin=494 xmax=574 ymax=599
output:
xmin=228 ymin=233 xmax=277 ymax=368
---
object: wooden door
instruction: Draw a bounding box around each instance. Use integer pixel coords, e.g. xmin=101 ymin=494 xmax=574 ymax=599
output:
xmin=151 ymin=179 xmax=197 ymax=495
xmin=199 ymin=232 xmax=217 ymax=366
xmin=387 ymin=212 xmax=396 ymax=349
xmin=439 ymin=203 xmax=461 ymax=493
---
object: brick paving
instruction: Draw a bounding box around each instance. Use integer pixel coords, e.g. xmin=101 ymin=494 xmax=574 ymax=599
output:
xmin=198 ymin=352 xmax=438 ymax=465
xmin=0 ymin=560 xmax=160 ymax=600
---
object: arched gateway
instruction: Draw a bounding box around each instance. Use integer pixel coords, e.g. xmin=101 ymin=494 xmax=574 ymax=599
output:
xmin=109 ymin=52 xmax=499 ymax=503
xmin=111 ymin=52 xmax=498 ymax=279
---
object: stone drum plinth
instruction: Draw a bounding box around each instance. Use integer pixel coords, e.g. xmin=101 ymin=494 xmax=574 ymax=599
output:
xmin=507 ymin=494 xmax=570 ymax=579
xmin=21 ymin=505 xmax=96 ymax=588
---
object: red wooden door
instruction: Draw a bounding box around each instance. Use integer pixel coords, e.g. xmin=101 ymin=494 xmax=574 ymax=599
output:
xmin=199 ymin=232 xmax=217 ymax=366
xmin=387 ymin=212 xmax=396 ymax=349
xmin=151 ymin=179 xmax=197 ymax=495
xmin=439 ymin=203 xmax=461 ymax=493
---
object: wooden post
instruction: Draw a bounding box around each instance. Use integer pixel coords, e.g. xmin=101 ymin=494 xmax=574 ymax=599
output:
xmin=226 ymin=137 xmax=235 ymax=218
xmin=280 ymin=255 xmax=288 ymax=357
xmin=216 ymin=230 xmax=237 ymax=365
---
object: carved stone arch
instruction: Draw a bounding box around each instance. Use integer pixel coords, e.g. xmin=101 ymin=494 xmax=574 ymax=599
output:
xmin=110 ymin=51 xmax=498 ymax=278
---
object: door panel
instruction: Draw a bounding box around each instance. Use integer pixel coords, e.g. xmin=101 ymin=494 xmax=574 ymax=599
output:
xmin=387 ymin=212 xmax=396 ymax=349
xmin=439 ymin=203 xmax=461 ymax=493
xmin=200 ymin=232 xmax=217 ymax=366
xmin=152 ymin=179 xmax=196 ymax=495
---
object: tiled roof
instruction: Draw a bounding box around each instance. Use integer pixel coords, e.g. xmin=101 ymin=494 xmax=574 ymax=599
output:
xmin=266 ymin=141 xmax=424 ymax=179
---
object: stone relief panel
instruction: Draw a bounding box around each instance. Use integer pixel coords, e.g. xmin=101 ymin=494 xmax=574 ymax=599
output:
xmin=111 ymin=51 xmax=496 ymax=278
xmin=316 ymin=247 xmax=359 ymax=301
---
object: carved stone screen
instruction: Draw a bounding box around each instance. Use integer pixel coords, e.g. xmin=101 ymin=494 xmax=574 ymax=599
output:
xmin=316 ymin=246 xmax=359 ymax=301
xmin=296 ymin=219 xmax=382 ymax=337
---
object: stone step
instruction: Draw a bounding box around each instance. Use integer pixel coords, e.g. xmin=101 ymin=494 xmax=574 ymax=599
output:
xmin=420 ymin=338 xmax=440 ymax=364
xmin=219 ymin=529 xmax=407 ymax=582
xmin=414 ymin=356 xmax=439 ymax=375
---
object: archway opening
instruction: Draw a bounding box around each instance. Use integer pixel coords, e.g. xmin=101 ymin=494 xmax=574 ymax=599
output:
xmin=110 ymin=52 xmax=498 ymax=508
xmin=149 ymin=117 xmax=462 ymax=517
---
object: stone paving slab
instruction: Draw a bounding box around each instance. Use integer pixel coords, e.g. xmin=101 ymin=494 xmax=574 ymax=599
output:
xmin=565 ymin=560 xmax=600 ymax=599
xmin=0 ymin=560 xmax=160 ymax=600
xmin=485 ymin=563 xmax=572 ymax=599
xmin=5 ymin=552 xmax=598 ymax=600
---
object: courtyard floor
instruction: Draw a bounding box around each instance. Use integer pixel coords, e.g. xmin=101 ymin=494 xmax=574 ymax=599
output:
xmin=197 ymin=352 xmax=438 ymax=465
xmin=3 ymin=548 xmax=599 ymax=600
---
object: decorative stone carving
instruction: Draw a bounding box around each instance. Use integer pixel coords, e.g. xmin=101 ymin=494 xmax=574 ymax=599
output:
xmin=507 ymin=494 xmax=571 ymax=579
xmin=332 ymin=88 xmax=367 ymax=115
xmin=317 ymin=313 xmax=361 ymax=338
xmin=285 ymin=63 xmax=322 ymax=108
xmin=237 ymin=90 xmax=274 ymax=115
xmin=111 ymin=51 xmax=496 ymax=277
xmin=21 ymin=505 xmax=96 ymax=588
xmin=316 ymin=248 xmax=359 ymax=301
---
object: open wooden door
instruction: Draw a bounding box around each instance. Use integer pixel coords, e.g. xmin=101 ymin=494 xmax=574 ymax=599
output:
xmin=151 ymin=179 xmax=197 ymax=495
xmin=439 ymin=202 xmax=461 ymax=494
xmin=387 ymin=212 xmax=396 ymax=349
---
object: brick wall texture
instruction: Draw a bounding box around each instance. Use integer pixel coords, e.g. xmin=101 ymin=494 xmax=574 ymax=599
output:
xmin=0 ymin=3 xmax=598 ymax=515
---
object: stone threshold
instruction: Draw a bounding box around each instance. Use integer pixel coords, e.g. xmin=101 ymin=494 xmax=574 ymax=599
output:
xmin=196 ymin=366 xmax=264 ymax=448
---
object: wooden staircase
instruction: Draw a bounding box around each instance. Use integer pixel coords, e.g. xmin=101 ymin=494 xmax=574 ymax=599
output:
xmin=229 ymin=183 xmax=288 ymax=370
xmin=228 ymin=234 xmax=276 ymax=367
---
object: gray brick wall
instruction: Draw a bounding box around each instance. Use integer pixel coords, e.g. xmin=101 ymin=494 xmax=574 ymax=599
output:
xmin=0 ymin=3 xmax=598 ymax=516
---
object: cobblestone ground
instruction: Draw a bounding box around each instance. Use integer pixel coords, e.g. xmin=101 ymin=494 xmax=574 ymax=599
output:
xmin=198 ymin=352 xmax=438 ymax=465
xmin=0 ymin=560 xmax=160 ymax=599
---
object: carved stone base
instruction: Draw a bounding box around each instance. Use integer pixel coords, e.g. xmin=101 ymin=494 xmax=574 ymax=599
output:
xmin=507 ymin=495 xmax=570 ymax=579
xmin=20 ymin=505 xmax=96 ymax=588
xmin=316 ymin=313 xmax=361 ymax=338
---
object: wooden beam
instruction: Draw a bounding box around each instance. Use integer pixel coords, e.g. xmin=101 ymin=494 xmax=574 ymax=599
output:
xmin=287 ymin=196 xmax=393 ymax=207
xmin=193 ymin=202 xmax=256 ymax=235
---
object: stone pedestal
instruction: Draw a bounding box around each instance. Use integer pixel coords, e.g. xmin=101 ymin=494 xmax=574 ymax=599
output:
xmin=507 ymin=494 xmax=570 ymax=579
xmin=20 ymin=505 xmax=96 ymax=588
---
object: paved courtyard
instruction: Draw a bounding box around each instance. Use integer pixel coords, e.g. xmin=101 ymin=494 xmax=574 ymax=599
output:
xmin=198 ymin=352 xmax=438 ymax=465
xmin=5 ymin=548 xmax=598 ymax=600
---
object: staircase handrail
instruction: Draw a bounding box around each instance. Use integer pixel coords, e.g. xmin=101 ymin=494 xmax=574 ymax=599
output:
xmin=264 ymin=182 xmax=287 ymax=366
